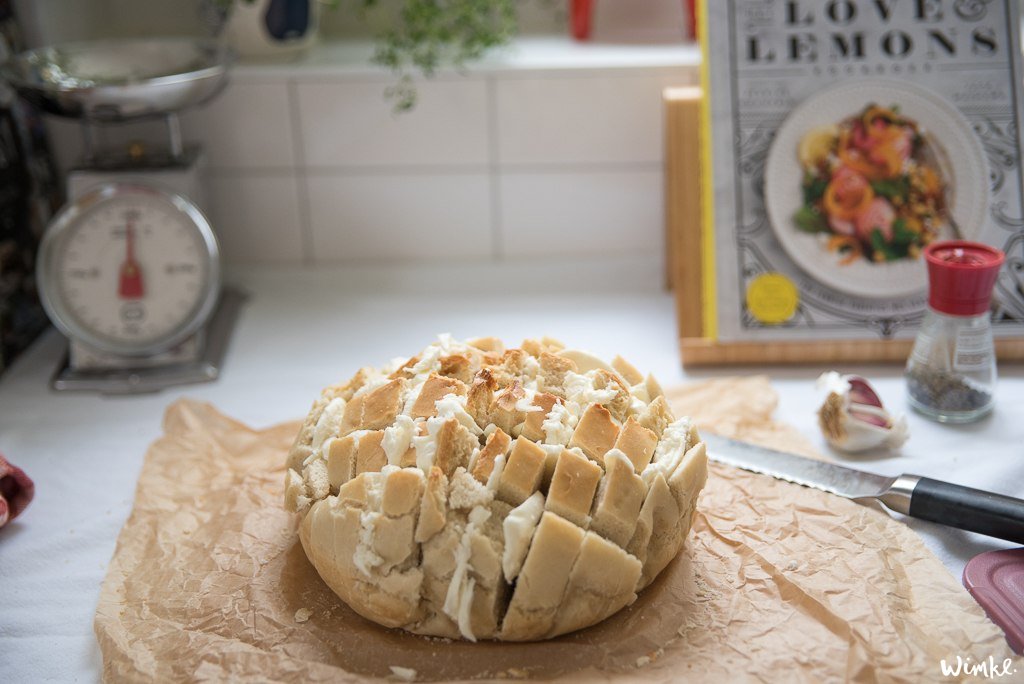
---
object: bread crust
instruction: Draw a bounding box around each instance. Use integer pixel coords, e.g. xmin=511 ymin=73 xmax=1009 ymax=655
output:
xmin=288 ymin=338 xmax=707 ymax=642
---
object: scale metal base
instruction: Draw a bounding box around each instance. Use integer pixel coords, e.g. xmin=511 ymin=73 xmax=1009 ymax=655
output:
xmin=50 ymin=286 xmax=246 ymax=394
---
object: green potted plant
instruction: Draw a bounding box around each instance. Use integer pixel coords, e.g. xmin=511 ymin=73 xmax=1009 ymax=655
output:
xmin=367 ymin=0 xmax=518 ymax=110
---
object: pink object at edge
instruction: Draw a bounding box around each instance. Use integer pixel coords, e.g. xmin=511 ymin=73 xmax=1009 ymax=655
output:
xmin=963 ymin=548 xmax=1024 ymax=654
xmin=0 ymin=453 xmax=34 ymax=528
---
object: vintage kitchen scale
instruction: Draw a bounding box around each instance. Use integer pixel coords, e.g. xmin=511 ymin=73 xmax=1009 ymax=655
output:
xmin=1 ymin=38 xmax=245 ymax=393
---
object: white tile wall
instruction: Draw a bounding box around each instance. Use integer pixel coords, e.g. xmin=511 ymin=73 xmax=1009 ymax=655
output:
xmin=499 ymin=170 xmax=663 ymax=257
xmin=181 ymin=81 xmax=297 ymax=169
xmin=205 ymin=173 xmax=305 ymax=263
xmin=41 ymin=60 xmax=694 ymax=266
xmin=295 ymin=79 xmax=490 ymax=167
xmin=495 ymin=73 xmax=687 ymax=165
xmin=306 ymin=173 xmax=493 ymax=262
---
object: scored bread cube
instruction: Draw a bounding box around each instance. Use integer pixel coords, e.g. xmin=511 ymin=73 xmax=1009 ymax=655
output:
xmin=520 ymin=392 xmax=560 ymax=442
xmin=303 ymin=458 xmax=330 ymax=500
xmin=369 ymin=511 xmax=417 ymax=571
xmin=613 ymin=416 xmax=658 ymax=472
xmin=667 ymin=442 xmax=708 ymax=500
xmin=382 ymin=467 xmax=425 ymax=517
xmin=291 ymin=389 xmax=356 ymax=468
xmin=341 ymin=378 xmax=406 ymax=433
xmin=420 ymin=513 xmax=466 ymax=610
xmin=636 ymin=395 xmax=674 ymax=439
xmin=300 ymin=495 xmax=426 ymax=630
xmin=336 ymin=471 xmax=377 ymax=508
xmin=354 ymin=431 xmax=387 ymax=475
xmin=630 ymin=472 xmax=683 ymax=590
xmin=469 ymin=501 xmax=511 ymax=587
xmin=433 ymin=418 xmax=478 ymax=477
xmin=500 ymin=512 xmax=586 ymax=641
xmin=538 ymin=352 xmax=577 ymax=397
xmin=489 ymin=381 xmax=526 ymax=434
xmin=592 ymin=370 xmax=631 ymax=423
xmin=460 ymin=501 xmax=513 ymax=639
xmin=327 ymin=434 xmax=358 ymax=490
xmin=544 ymin=448 xmax=603 ymax=528
xmin=611 ymin=355 xmax=644 ymax=386
xmin=415 ymin=466 xmax=448 ymax=543
xmin=645 ymin=373 xmax=664 ymax=400
xmin=471 ymin=428 xmax=513 ymax=483
xmin=589 ymin=449 xmax=646 ymax=548
xmin=410 ymin=374 xmax=469 ymax=419
xmin=372 ymin=469 xmax=426 ymax=572
xmin=495 ymin=438 xmax=546 ymax=506
xmin=548 ymin=531 xmax=643 ymax=638
xmin=666 ymin=441 xmax=708 ymax=535
xmin=487 ymin=349 xmax=525 ymax=388
xmin=284 ymin=468 xmax=310 ymax=513
xmin=465 ymin=369 xmax=496 ymax=428
xmin=520 ymin=336 xmax=565 ymax=357
xmin=326 ymin=499 xmax=362 ymax=575
xmin=468 ymin=336 xmax=505 ymax=353
xmin=502 ymin=492 xmax=545 ymax=582
xmin=439 ymin=353 xmax=474 ymax=384
xmin=569 ymin=403 xmax=620 ymax=464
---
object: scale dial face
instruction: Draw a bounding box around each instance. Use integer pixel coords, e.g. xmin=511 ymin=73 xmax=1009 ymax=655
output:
xmin=38 ymin=183 xmax=220 ymax=356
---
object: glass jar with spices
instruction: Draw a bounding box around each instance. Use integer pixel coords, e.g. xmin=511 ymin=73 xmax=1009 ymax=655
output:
xmin=905 ymin=241 xmax=1004 ymax=423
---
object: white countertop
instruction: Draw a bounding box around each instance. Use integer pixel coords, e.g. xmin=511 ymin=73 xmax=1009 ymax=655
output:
xmin=2 ymin=258 xmax=1021 ymax=682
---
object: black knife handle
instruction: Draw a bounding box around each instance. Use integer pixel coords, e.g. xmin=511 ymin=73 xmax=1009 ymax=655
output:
xmin=909 ymin=477 xmax=1024 ymax=545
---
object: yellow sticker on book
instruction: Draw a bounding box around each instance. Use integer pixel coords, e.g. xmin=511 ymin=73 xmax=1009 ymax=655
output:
xmin=746 ymin=273 xmax=798 ymax=324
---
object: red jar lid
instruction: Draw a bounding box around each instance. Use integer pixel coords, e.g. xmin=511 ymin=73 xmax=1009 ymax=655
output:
xmin=924 ymin=241 xmax=1005 ymax=316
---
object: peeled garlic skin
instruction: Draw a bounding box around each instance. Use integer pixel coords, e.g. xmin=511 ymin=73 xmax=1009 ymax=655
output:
xmin=816 ymin=372 xmax=908 ymax=453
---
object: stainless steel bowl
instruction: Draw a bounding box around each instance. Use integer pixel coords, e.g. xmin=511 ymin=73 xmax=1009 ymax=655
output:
xmin=0 ymin=38 xmax=233 ymax=122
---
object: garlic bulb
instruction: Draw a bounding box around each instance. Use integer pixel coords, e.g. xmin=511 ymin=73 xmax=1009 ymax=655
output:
xmin=816 ymin=372 xmax=908 ymax=453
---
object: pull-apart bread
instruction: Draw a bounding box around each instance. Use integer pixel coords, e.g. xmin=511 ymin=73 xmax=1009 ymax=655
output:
xmin=285 ymin=336 xmax=708 ymax=641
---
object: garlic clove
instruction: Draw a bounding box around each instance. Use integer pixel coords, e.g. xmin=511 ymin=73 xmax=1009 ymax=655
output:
xmin=847 ymin=376 xmax=883 ymax=410
xmin=816 ymin=372 xmax=908 ymax=453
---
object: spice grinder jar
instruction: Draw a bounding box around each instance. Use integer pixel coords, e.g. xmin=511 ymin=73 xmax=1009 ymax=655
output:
xmin=905 ymin=241 xmax=1005 ymax=423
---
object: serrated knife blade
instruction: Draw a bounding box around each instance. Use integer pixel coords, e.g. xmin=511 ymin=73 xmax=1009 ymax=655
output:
xmin=702 ymin=433 xmax=1024 ymax=545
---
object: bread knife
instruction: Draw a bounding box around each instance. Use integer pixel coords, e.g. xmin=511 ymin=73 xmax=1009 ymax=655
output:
xmin=702 ymin=433 xmax=1024 ymax=544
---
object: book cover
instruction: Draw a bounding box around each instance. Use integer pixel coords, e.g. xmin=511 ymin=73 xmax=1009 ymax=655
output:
xmin=701 ymin=0 xmax=1024 ymax=343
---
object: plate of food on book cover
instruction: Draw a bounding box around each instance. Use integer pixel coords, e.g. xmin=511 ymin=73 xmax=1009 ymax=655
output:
xmin=764 ymin=79 xmax=989 ymax=299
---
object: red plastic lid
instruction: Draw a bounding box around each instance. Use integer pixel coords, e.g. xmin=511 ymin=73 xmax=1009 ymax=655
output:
xmin=963 ymin=548 xmax=1024 ymax=654
xmin=925 ymin=241 xmax=1005 ymax=316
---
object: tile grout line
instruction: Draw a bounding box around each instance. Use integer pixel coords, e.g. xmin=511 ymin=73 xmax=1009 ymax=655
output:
xmin=486 ymin=75 xmax=503 ymax=261
xmin=286 ymin=79 xmax=315 ymax=266
xmin=203 ymin=161 xmax=662 ymax=176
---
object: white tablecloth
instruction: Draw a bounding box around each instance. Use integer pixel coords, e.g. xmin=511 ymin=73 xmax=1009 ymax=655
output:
xmin=2 ymin=258 xmax=1021 ymax=682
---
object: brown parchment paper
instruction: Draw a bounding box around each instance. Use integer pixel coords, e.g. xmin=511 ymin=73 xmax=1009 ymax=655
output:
xmin=95 ymin=378 xmax=1021 ymax=683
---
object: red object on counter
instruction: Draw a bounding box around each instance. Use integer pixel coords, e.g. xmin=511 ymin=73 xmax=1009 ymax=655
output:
xmin=925 ymin=241 xmax=1005 ymax=317
xmin=570 ymin=0 xmax=594 ymax=40
xmin=0 ymin=453 xmax=34 ymax=528
xmin=569 ymin=0 xmax=699 ymax=41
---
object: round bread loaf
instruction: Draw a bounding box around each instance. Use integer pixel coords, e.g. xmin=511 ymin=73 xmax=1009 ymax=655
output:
xmin=284 ymin=336 xmax=708 ymax=641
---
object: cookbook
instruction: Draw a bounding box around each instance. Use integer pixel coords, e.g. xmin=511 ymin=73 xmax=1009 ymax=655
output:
xmin=700 ymin=0 xmax=1024 ymax=343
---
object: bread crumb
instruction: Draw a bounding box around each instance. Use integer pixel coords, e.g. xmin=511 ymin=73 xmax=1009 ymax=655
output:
xmin=635 ymin=655 xmax=651 ymax=668
xmin=389 ymin=665 xmax=417 ymax=681
xmin=294 ymin=608 xmax=312 ymax=623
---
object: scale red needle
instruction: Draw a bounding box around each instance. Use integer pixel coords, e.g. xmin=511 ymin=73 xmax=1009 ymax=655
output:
xmin=118 ymin=218 xmax=145 ymax=300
